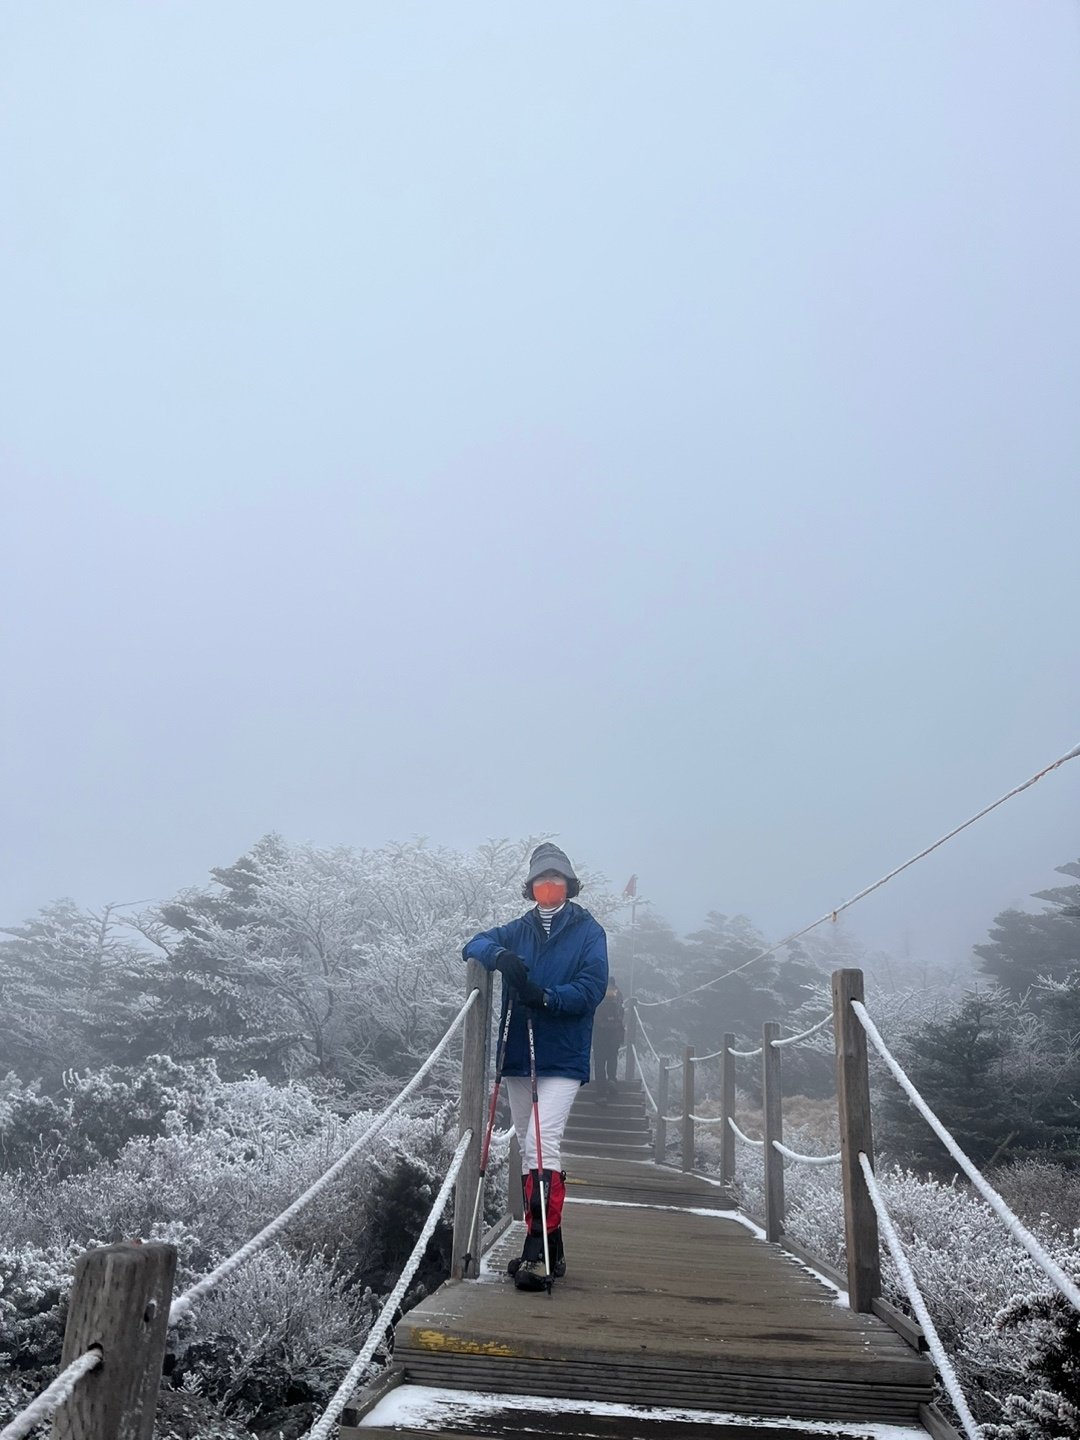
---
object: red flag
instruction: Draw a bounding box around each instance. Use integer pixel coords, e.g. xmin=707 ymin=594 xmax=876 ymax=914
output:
xmin=623 ymin=874 xmax=638 ymax=898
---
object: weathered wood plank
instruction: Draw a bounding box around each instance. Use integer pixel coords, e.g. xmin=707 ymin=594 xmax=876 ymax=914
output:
xmin=340 ymin=1363 xmax=403 ymax=1427
xmin=720 ymin=1033 xmax=736 ymax=1186
xmin=832 ymin=968 xmax=881 ymax=1312
xmin=393 ymin=1151 xmax=930 ymax=1431
xmin=398 ymin=1355 xmax=929 ymax=1422
xmin=762 ymin=1021 xmax=784 ymax=1243
xmin=453 ymin=963 xmax=493 ymax=1279
xmin=51 ymin=1242 xmax=176 ymax=1440
xmin=654 ymin=1060 xmax=669 ymax=1164
xmin=681 ymin=1046 xmax=695 ymax=1172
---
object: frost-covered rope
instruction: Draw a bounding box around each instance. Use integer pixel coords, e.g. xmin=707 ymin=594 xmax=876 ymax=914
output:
xmin=633 ymin=1048 xmax=684 ymax=1124
xmin=727 ymin=1117 xmax=765 ymax=1149
xmin=772 ymin=1139 xmax=841 ymax=1166
xmin=490 ymin=1126 xmax=514 ymax=1146
xmin=633 ymin=1047 xmax=657 ymax=1112
xmin=638 ymin=739 xmax=1080 ymax=1009
xmin=852 ymin=1000 xmax=1080 ymax=1312
xmin=858 ymin=1154 xmax=981 ymax=1440
xmin=169 ymin=989 xmax=479 ymax=1325
xmin=689 ymin=1113 xmax=728 ymax=1125
xmin=729 ymin=1043 xmax=763 ymax=1059
xmin=770 ymin=1013 xmax=833 ymax=1048
xmin=635 ymin=1010 xmax=663 ymax=1064
xmin=0 ymin=1349 xmax=102 ymax=1440
xmin=303 ymin=1130 xmax=472 ymax=1440
xmin=690 ymin=1049 xmax=722 ymax=1063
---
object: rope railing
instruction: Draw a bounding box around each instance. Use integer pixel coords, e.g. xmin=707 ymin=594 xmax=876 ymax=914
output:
xmin=2 ymin=989 xmax=482 ymax=1440
xmin=632 ymin=1046 xmax=657 ymax=1112
xmin=637 ymin=739 xmax=1080 ymax=1010
xmin=635 ymin=1011 xmax=663 ymax=1064
xmin=851 ymin=999 xmax=1080 ymax=1313
xmin=727 ymin=1116 xmax=765 ymax=1149
xmin=303 ymin=1130 xmax=473 ymax=1440
xmin=772 ymin=1139 xmax=841 ymax=1166
xmin=770 ymin=1012 xmax=832 ymax=1048
xmin=633 ymin=1047 xmax=683 ymax=1125
xmin=169 ymin=988 xmax=480 ymax=1326
xmin=859 ymin=1154 xmax=981 ymax=1440
xmin=0 ymin=1349 xmax=103 ymax=1440
xmin=692 ymin=1013 xmax=831 ymax=1064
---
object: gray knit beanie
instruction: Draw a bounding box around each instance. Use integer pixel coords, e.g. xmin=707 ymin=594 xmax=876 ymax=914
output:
xmin=525 ymin=843 xmax=578 ymax=885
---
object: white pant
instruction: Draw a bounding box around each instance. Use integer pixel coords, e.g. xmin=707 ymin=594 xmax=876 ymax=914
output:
xmin=504 ymin=1075 xmax=580 ymax=1173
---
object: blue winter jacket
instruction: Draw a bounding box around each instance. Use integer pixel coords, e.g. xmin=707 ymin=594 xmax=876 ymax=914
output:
xmin=461 ymin=903 xmax=608 ymax=1083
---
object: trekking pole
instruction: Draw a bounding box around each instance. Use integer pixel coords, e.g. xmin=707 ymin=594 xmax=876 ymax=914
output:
xmin=525 ymin=1013 xmax=553 ymax=1295
xmin=461 ymin=994 xmax=515 ymax=1276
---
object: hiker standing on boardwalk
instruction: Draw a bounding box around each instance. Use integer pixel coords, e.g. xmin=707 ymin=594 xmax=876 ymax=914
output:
xmin=461 ymin=843 xmax=608 ymax=1290
xmin=591 ymin=976 xmax=625 ymax=1100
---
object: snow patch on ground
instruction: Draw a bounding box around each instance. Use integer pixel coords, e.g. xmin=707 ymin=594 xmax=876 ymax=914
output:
xmin=564 ymin=1194 xmax=766 ymax=1237
xmin=359 ymin=1383 xmax=928 ymax=1438
xmin=779 ymin=1249 xmax=849 ymax=1307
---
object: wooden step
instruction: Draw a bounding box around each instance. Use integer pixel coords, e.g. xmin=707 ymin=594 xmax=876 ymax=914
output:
xmin=562 ymin=1138 xmax=654 ymax=1160
xmin=565 ymin=1114 xmax=650 ymax=1135
xmin=564 ymin=1130 xmax=651 ymax=1149
xmin=573 ymin=1101 xmax=647 ymax=1121
xmin=392 ymin=1202 xmax=933 ymax=1425
xmin=341 ymin=1381 xmax=923 ymax=1438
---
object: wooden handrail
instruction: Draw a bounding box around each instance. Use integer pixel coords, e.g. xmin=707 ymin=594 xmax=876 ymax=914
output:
xmin=762 ymin=1020 xmax=785 ymax=1243
xmin=832 ymin=967 xmax=881 ymax=1311
xmin=451 ymin=963 xmax=493 ymax=1279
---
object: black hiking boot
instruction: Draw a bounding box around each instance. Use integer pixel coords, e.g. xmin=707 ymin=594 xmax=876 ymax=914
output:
xmin=512 ymin=1230 xmax=550 ymax=1291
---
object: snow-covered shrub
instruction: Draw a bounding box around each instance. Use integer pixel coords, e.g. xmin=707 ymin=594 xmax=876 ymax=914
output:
xmin=169 ymin=1247 xmax=370 ymax=1426
xmin=984 ymin=1271 xmax=1080 ymax=1440
xmin=0 ymin=1242 xmax=79 ymax=1430
xmin=693 ymin=1089 xmax=1080 ymax=1436
xmin=993 ymin=1159 xmax=1080 ymax=1237
xmin=0 ymin=1068 xmax=467 ymax=1434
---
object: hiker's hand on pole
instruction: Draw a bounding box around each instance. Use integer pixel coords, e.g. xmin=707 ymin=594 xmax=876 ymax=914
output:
xmin=495 ymin=951 xmax=529 ymax=989
xmin=518 ymin=980 xmax=547 ymax=1010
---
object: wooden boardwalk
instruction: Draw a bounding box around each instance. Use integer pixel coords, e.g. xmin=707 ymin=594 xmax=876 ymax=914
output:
xmin=344 ymin=1155 xmax=935 ymax=1438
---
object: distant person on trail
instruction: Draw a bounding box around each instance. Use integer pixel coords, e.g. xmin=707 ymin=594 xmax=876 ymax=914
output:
xmin=461 ymin=843 xmax=607 ymax=1291
xmin=591 ymin=977 xmax=625 ymax=1100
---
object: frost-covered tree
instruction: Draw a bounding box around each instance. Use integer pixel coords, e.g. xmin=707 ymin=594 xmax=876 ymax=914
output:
xmin=153 ymin=834 xmax=546 ymax=1089
xmin=985 ymin=1275 xmax=1080 ymax=1440
xmin=875 ymin=982 xmax=1080 ymax=1170
xmin=976 ymin=861 xmax=1080 ymax=995
xmin=0 ymin=902 xmax=162 ymax=1081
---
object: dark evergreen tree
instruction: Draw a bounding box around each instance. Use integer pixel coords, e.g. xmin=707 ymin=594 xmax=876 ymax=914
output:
xmin=0 ymin=900 xmax=160 ymax=1082
xmin=975 ymin=861 xmax=1080 ymax=995
xmin=878 ymin=993 xmax=1018 ymax=1170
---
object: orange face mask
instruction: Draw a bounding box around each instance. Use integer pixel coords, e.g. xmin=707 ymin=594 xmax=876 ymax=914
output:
xmin=533 ymin=879 xmax=567 ymax=907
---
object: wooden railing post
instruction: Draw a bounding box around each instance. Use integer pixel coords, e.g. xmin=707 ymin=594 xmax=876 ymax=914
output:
xmin=51 ymin=1241 xmax=176 ymax=1440
xmin=832 ymin=968 xmax=881 ymax=1312
xmin=624 ymin=999 xmax=638 ymax=1080
xmin=719 ymin=1032 xmax=736 ymax=1187
xmin=452 ymin=962 xmax=494 ymax=1278
xmin=508 ymin=1134 xmax=524 ymax=1220
xmin=762 ymin=1021 xmax=785 ymax=1243
xmin=654 ymin=1059 xmax=669 ymax=1163
xmin=681 ymin=1045 xmax=695 ymax=1172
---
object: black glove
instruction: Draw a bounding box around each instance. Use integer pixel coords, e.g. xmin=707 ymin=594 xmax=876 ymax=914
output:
xmin=518 ymin=979 xmax=547 ymax=1010
xmin=494 ymin=951 xmax=528 ymax=990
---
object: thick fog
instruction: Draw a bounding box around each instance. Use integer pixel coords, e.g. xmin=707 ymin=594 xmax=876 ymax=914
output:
xmin=2 ymin=1 xmax=1078 ymax=965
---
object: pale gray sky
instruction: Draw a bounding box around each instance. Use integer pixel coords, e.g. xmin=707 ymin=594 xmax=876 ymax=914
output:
xmin=2 ymin=2 xmax=1078 ymax=968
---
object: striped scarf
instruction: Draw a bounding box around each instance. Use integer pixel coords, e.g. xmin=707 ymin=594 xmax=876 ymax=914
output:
xmin=537 ymin=902 xmax=566 ymax=935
